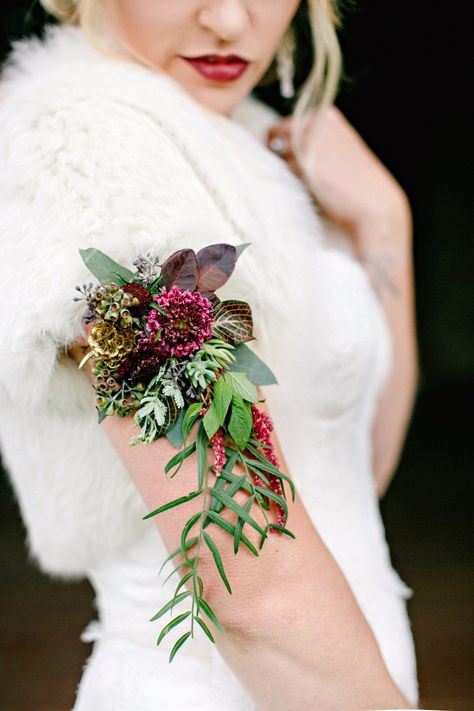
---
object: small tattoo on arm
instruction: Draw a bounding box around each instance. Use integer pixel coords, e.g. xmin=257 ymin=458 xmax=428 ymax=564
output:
xmin=358 ymin=251 xmax=401 ymax=303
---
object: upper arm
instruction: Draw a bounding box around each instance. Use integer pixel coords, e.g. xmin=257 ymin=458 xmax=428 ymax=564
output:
xmin=0 ymin=88 xmax=230 ymax=408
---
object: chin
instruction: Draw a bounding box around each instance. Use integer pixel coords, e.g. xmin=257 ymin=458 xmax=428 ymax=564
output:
xmin=190 ymin=87 xmax=247 ymax=117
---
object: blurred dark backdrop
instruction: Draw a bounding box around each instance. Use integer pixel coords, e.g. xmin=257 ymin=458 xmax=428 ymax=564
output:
xmin=0 ymin=1 xmax=472 ymax=710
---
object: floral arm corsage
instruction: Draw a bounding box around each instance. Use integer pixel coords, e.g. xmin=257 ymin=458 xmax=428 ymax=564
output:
xmin=74 ymin=242 xmax=296 ymax=662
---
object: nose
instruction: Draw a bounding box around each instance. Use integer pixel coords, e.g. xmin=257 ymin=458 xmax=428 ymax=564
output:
xmin=198 ymin=0 xmax=251 ymax=42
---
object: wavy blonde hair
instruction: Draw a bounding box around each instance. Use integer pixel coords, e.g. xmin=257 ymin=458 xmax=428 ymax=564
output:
xmin=39 ymin=0 xmax=343 ymax=174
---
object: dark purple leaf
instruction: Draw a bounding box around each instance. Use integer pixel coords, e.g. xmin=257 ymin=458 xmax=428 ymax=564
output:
xmin=196 ymin=243 xmax=237 ymax=292
xmin=161 ymin=249 xmax=199 ymax=290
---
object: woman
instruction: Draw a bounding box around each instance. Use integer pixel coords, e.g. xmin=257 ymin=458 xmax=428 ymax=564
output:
xmin=0 ymin=0 xmax=421 ymax=709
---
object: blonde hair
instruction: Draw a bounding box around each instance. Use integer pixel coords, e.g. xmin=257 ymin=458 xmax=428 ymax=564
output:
xmin=40 ymin=0 xmax=344 ymax=175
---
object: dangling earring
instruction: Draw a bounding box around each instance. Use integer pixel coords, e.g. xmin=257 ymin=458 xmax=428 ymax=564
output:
xmin=276 ymin=26 xmax=296 ymax=99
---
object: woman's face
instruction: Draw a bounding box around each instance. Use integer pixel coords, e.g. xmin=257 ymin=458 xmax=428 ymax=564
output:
xmin=102 ymin=0 xmax=300 ymax=116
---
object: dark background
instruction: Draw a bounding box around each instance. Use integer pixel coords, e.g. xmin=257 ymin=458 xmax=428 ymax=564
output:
xmin=1 ymin=1 xmax=472 ymax=709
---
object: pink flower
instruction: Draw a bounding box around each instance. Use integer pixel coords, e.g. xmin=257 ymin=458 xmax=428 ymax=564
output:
xmin=250 ymin=404 xmax=286 ymax=532
xmin=210 ymin=428 xmax=226 ymax=477
xmin=144 ymin=286 xmax=213 ymax=358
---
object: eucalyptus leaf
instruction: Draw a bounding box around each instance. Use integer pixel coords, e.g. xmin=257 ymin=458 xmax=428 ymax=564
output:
xmin=166 ymin=409 xmax=185 ymax=447
xmin=79 ymin=248 xmax=135 ymax=285
xmin=229 ymin=343 xmax=278 ymax=385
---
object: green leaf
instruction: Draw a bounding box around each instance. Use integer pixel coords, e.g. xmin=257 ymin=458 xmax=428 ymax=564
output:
xmin=164 ymin=442 xmax=196 ymax=475
xmin=196 ymin=420 xmax=208 ymax=490
xmin=156 ymin=611 xmax=191 ymax=646
xmin=229 ymin=343 xmax=278 ymax=385
xmin=194 ymin=615 xmax=215 ymax=643
xmin=254 ymin=485 xmax=288 ymax=520
xmin=79 ymin=248 xmax=135 ymax=285
xmin=202 ymin=401 xmax=221 ymax=440
xmin=182 ymin=402 xmax=202 ymax=440
xmin=228 ymin=395 xmax=252 ymax=450
xmin=158 ymin=536 xmax=198 ymax=575
xmin=207 ymin=474 xmax=228 ymax=514
xmin=173 ymin=569 xmax=194 ymax=598
xmin=245 ymin=444 xmax=296 ymax=503
xmin=162 ymin=559 xmax=195 ymax=586
xmin=169 ymin=631 xmax=192 ymax=663
xmin=180 ymin=512 xmax=202 ymax=562
xmin=235 ymin=242 xmax=251 ymax=258
xmin=223 ymin=371 xmax=258 ymax=402
xmin=213 ymin=377 xmax=233 ymax=424
xmin=203 ymin=511 xmax=259 ymax=557
xmin=166 ymin=409 xmax=185 ymax=447
xmin=210 ymin=488 xmax=265 ymax=538
xmin=198 ymin=598 xmax=225 ymax=634
xmin=211 ymin=300 xmax=254 ymax=344
xmin=203 ymin=531 xmax=232 ymax=594
xmin=234 ymin=496 xmax=254 ymax=555
xmin=239 ymin=456 xmax=272 ymax=487
xmin=267 ymin=523 xmax=296 ymax=539
xmin=149 ymin=591 xmax=192 ymax=621
xmin=143 ymin=489 xmax=202 ymax=520
xmin=207 ymin=472 xmax=248 ymax=520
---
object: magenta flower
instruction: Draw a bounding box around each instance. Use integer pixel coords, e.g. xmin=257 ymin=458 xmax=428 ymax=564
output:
xmin=144 ymin=286 xmax=213 ymax=358
xmin=250 ymin=404 xmax=286 ymax=531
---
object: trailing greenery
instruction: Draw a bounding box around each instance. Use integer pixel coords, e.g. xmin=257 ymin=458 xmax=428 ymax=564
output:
xmin=77 ymin=243 xmax=296 ymax=661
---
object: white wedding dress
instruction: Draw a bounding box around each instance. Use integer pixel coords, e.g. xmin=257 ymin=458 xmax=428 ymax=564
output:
xmin=0 ymin=23 xmax=419 ymax=710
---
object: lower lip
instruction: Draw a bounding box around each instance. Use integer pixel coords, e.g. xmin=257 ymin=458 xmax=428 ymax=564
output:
xmin=183 ymin=58 xmax=249 ymax=82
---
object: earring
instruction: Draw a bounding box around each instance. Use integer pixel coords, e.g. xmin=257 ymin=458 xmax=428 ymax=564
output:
xmin=276 ymin=26 xmax=296 ymax=99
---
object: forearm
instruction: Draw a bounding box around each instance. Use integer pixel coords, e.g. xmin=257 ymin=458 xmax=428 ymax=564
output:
xmin=102 ymin=399 xmax=413 ymax=710
xmin=354 ymin=194 xmax=419 ymax=498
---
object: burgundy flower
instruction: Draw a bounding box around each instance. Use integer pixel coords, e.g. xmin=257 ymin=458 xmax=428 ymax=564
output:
xmin=210 ymin=428 xmax=226 ymax=476
xmin=122 ymin=282 xmax=151 ymax=316
xmin=144 ymin=286 xmax=213 ymax=358
xmin=116 ymin=343 xmax=165 ymax=385
xmin=250 ymin=404 xmax=286 ymax=532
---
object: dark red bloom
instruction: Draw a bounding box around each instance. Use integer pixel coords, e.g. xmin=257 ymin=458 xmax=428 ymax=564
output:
xmin=122 ymin=282 xmax=151 ymax=316
xmin=250 ymin=404 xmax=286 ymax=532
xmin=115 ymin=344 xmax=164 ymax=385
xmin=210 ymin=428 xmax=226 ymax=476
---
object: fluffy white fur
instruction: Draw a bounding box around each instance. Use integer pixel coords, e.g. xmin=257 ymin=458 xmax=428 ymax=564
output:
xmin=0 ymin=23 xmax=419 ymax=708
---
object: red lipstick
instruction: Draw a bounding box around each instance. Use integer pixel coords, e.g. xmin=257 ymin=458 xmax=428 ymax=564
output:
xmin=182 ymin=54 xmax=249 ymax=82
